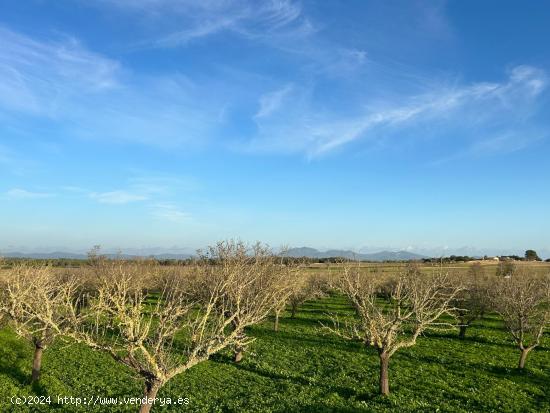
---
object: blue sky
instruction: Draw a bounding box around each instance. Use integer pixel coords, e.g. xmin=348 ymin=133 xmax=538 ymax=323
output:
xmin=1 ymin=0 xmax=549 ymax=256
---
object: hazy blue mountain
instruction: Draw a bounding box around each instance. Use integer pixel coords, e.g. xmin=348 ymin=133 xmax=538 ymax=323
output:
xmin=363 ymin=250 xmax=426 ymax=261
xmin=0 ymin=251 xmax=88 ymax=259
xmin=0 ymin=251 xmax=192 ymax=260
xmin=285 ymin=247 xmax=425 ymax=261
xmin=1 ymin=248 xmax=424 ymax=261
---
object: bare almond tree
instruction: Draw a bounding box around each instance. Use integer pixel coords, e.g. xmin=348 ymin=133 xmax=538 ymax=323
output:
xmin=0 ymin=262 xmax=77 ymax=383
xmin=197 ymin=241 xmax=295 ymax=362
xmin=272 ymin=280 xmax=295 ymax=332
xmin=326 ymin=263 xmax=462 ymax=396
xmin=63 ymin=258 xmax=237 ymax=413
xmin=452 ymin=263 xmax=491 ymax=339
xmin=270 ymin=269 xmax=326 ymax=332
xmin=288 ymin=272 xmax=327 ymax=319
xmin=63 ymin=241 xmax=291 ymax=413
xmin=490 ymin=273 xmax=550 ymax=369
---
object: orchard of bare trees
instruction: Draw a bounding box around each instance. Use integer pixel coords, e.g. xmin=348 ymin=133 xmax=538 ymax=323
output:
xmin=1 ymin=247 xmax=549 ymax=412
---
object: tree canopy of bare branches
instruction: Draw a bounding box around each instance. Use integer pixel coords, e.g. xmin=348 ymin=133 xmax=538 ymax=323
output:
xmin=61 ymin=241 xmax=293 ymax=413
xmin=490 ymin=272 xmax=550 ymax=369
xmin=195 ymin=240 xmax=297 ymax=361
xmin=0 ymin=262 xmax=78 ymax=382
xmin=451 ymin=262 xmax=491 ymax=339
xmin=271 ymin=270 xmax=328 ymax=332
xmin=326 ymin=263 xmax=463 ymax=396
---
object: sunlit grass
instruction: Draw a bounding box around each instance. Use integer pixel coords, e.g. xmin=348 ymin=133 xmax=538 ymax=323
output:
xmin=0 ymin=295 xmax=548 ymax=412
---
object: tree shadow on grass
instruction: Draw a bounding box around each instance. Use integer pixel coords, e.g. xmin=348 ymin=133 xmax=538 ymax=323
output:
xmin=229 ymin=359 xmax=372 ymax=404
xmin=269 ymin=315 xmax=326 ymax=329
xmin=395 ymin=349 xmax=550 ymax=407
xmin=208 ymin=348 xmax=379 ymax=406
xmin=422 ymin=330 xmax=514 ymax=348
xmin=292 ymin=403 xmax=372 ymax=413
xmin=0 ymin=332 xmax=29 ymax=385
xmin=30 ymin=380 xmax=49 ymax=397
xmin=250 ymin=328 xmax=366 ymax=355
xmin=472 ymin=361 xmax=550 ymax=385
xmin=300 ymin=302 xmax=353 ymax=313
xmin=470 ymin=361 xmax=550 ymax=407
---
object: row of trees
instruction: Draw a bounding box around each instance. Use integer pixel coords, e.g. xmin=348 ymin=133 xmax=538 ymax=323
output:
xmin=1 ymin=245 xmax=549 ymax=411
xmin=421 ymin=249 xmax=546 ymax=263
xmin=1 ymin=241 xmax=303 ymax=413
xmin=326 ymin=262 xmax=549 ymax=395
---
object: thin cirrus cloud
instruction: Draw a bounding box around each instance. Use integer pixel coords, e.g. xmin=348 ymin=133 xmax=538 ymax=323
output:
xmin=0 ymin=26 xmax=119 ymax=116
xmin=254 ymin=84 xmax=294 ymax=119
xmin=1 ymin=18 xmax=547 ymax=162
xmin=433 ymin=131 xmax=547 ymax=165
xmin=89 ymin=190 xmax=148 ymax=204
xmin=0 ymin=26 xmax=224 ymax=148
xmin=96 ymin=0 xmax=309 ymax=47
xmin=249 ymin=65 xmax=548 ymax=158
xmin=4 ymin=188 xmax=55 ymax=200
xmin=150 ymin=203 xmax=190 ymax=223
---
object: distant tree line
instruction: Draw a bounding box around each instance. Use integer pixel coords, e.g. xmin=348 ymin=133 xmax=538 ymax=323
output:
xmin=422 ymin=250 xmax=545 ymax=264
xmin=1 ymin=249 xmax=546 ymax=268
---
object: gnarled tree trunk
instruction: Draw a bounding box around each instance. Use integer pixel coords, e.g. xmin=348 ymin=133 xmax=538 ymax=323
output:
xmin=234 ymin=346 xmax=244 ymax=363
xmin=139 ymin=379 xmax=162 ymax=413
xmin=379 ymin=351 xmax=390 ymax=396
xmin=518 ymin=348 xmax=531 ymax=369
xmin=232 ymin=322 xmax=245 ymax=363
xmin=31 ymin=340 xmax=44 ymax=383
xmin=458 ymin=324 xmax=467 ymax=340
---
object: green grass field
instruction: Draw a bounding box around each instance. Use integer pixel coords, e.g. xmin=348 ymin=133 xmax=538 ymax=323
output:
xmin=1 ymin=294 xmax=549 ymax=412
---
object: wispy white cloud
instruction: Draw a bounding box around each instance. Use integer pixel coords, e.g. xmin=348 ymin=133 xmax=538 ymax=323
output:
xmin=81 ymin=173 xmax=197 ymax=216
xmin=155 ymin=16 xmax=239 ymax=47
xmin=60 ymin=186 xmax=89 ymax=194
xmin=1 ymin=18 xmax=547 ymax=164
xmin=0 ymin=26 xmax=119 ymax=115
xmin=127 ymin=173 xmax=198 ymax=194
xmin=4 ymin=188 xmax=55 ymax=200
xmin=150 ymin=203 xmax=190 ymax=223
xmin=432 ymin=131 xmax=546 ymax=165
xmin=89 ymin=190 xmax=148 ymax=204
xmin=94 ymin=0 xmax=309 ymax=47
xmin=0 ymin=26 xmax=224 ymax=148
xmin=255 ymin=84 xmax=294 ymax=119
xmin=248 ymin=65 xmax=548 ymax=158
xmin=468 ymin=132 xmax=540 ymax=155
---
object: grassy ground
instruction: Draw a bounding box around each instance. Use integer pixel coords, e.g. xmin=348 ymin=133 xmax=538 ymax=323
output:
xmin=1 ymin=295 xmax=549 ymax=412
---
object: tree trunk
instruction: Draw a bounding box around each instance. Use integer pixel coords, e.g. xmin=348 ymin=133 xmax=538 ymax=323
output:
xmin=518 ymin=348 xmax=530 ymax=369
xmin=458 ymin=325 xmax=467 ymax=340
xmin=291 ymin=304 xmax=297 ymax=318
xmin=234 ymin=347 xmax=243 ymax=363
xmin=139 ymin=380 xmax=161 ymax=413
xmin=231 ymin=319 xmax=244 ymax=363
xmin=31 ymin=342 xmax=44 ymax=383
xmin=274 ymin=312 xmax=280 ymax=332
xmin=379 ymin=352 xmax=390 ymax=396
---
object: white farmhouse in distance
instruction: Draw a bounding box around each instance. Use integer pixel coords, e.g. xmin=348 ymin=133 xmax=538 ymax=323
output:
xmin=481 ymin=256 xmax=500 ymax=261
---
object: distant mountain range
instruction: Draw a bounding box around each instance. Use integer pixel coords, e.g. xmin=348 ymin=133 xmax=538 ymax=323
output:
xmin=285 ymin=247 xmax=426 ymax=261
xmin=1 ymin=248 xmax=424 ymax=261
xmin=2 ymin=247 xmax=547 ymax=260
xmin=0 ymin=251 xmax=193 ymax=260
